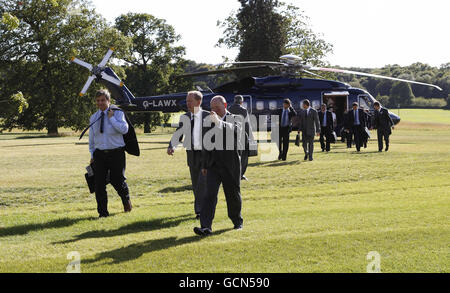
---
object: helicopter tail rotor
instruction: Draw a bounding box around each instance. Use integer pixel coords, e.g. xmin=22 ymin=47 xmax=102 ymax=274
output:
xmin=71 ymin=48 xmax=124 ymax=96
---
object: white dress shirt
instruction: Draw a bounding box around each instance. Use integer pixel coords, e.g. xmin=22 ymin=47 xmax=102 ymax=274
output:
xmin=89 ymin=109 xmax=129 ymax=158
xmin=192 ymin=109 xmax=203 ymax=151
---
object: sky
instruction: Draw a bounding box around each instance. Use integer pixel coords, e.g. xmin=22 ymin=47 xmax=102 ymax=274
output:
xmin=91 ymin=0 xmax=449 ymax=68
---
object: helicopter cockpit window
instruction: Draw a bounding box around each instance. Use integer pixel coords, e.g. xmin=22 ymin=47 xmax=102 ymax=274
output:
xmin=256 ymin=101 xmax=264 ymax=111
xmin=312 ymin=100 xmax=321 ymax=110
xmin=269 ymin=101 xmax=277 ymax=110
xmin=358 ymin=95 xmax=373 ymax=110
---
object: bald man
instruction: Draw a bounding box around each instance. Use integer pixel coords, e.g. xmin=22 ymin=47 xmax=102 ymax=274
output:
xmin=194 ymin=96 xmax=244 ymax=236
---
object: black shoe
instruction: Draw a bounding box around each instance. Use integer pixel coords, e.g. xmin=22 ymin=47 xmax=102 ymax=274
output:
xmin=378 ymin=149 xmax=383 ymax=152
xmin=99 ymin=213 xmax=109 ymax=218
xmin=385 ymin=146 xmax=389 ymax=152
xmin=195 ymin=214 xmax=200 ymax=220
xmin=304 ymin=153 xmax=308 ymax=161
xmin=234 ymin=224 xmax=243 ymax=230
xmin=278 ymin=154 xmax=282 ymax=160
xmin=282 ymin=158 xmax=287 ymax=161
xmin=322 ymin=149 xmax=325 ymax=152
xmin=309 ymin=158 xmax=313 ymax=161
xmin=194 ymin=227 xmax=212 ymax=236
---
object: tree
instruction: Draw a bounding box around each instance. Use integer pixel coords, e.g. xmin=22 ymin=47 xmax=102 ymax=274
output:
xmin=0 ymin=0 xmax=131 ymax=135
xmin=390 ymin=82 xmax=415 ymax=107
xmin=115 ymin=13 xmax=191 ymax=133
xmin=217 ymin=0 xmax=332 ymax=66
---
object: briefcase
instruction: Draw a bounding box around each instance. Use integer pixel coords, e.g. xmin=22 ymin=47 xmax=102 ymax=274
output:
xmin=84 ymin=164 xmax=110 ymax=194
xmin=295 ymin=133 xmax=301 ymax=147
xmin=364 ymin=127 xmax=371 ymax=139
xmin=331 ymin=131 xmax=337 ymax=143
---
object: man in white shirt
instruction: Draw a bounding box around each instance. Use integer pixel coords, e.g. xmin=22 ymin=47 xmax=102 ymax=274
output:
xmin=89 ymin=89 xmax=131 ymax=218
xmin=168 ymin=91 xmax=209 ymax=219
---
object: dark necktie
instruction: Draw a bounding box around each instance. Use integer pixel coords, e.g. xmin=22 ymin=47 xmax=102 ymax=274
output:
xmin=191 ymin=115 xmax=195 ymax=149
xmin=100 ymin=111 xmax=105 ymax=133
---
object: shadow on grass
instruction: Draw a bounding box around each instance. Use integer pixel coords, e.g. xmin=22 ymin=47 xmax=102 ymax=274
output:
xmin=83 ymin=228 xmax=233 ymax=264
xmin=248 ymin=160 xmax=300 ymax=168
xmin=54 ymin=214 xmax=194 ymax=244
xmin=0 ymin=216 xmax=97 ymax=237
xmin=159 ymin=185 xmax=192 ymax=194
xmin=3 ymin=142 xmax=75 ymax=148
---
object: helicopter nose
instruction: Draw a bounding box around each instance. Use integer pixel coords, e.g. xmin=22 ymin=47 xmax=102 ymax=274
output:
xmin=389 ymin=112 xmax=401 ymax=125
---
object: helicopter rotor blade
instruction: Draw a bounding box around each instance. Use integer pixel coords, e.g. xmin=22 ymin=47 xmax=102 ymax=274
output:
xmin=309 ymin=67 xmax=443 ymax=91
xmin=100 ymin=71 xmax=123 ymax=87
xmin=98 ymin=48 xmax=114 ymax=67
xmin=178 ymin=65 xmax=271 ymax=77
xmin=71 ymin=57 xmax=93 ymax=72
xmin=80 ymin=75 xmax=96 ymax=96
xmin=215 ymin=61 xmax=286 ymax=67
xmin=301 ymin=69 xmax=324 ymax=78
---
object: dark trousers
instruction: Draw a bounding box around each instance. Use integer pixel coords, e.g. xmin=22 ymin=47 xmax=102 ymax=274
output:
xmin=351 ymin=125 xmax=363 ymax=151
xmin=189 ymin=152 xmax=206 ymax=215
xmin=93 ymin=148 xmax=129 ymax=216
xmin=200 ymin=166 xmax=243 ymax=230
xmin=320 ymin=126 xmax=331 ymax=151
xmin=278 ymin=126 xmax=290 ymax=159
xmin=377 ymin=129 xmax=390 ymax=151
xmin=240 ymin=149 xmax=249 ymax=177
xmin=346 ymin=131 xmax=352 ymax=147
xmin=302 ymin=133 xmax=315 ymax=159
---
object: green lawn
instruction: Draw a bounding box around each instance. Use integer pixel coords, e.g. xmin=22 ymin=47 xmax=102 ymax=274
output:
xmin=0 ymin=109 xmax=449 ymax=273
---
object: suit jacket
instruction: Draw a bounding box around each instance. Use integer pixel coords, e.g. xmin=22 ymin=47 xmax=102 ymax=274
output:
xmin=201 ymin=111 xmax=242 ymax=186
xmin=373 ymin=108 xmax=394 ymax=134
xmin=318 ymin=110 xmax=334 ymax=131
xmin=276 ymin=107 xmax=297 ymax=132
xmin=298 ymin=108 xmax=320 ymax=136
xmin=110 ymin=105 xmax=140 ymax=156
xmin=345 ymin=109 xmax=367 ymax=129
xmin=169 ymin=110 xmax=210 ymax=168
xmin=229 ymin=103 xmax=254 ymax=144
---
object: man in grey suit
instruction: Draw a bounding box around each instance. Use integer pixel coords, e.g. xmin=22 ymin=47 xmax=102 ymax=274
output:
xmin=194 ymin=96 xmax=244 ymax=236
xmin=228 ymin=95 xmax=254 ymax=181
xmin=298 ymin=99 xmax=320 ymax=161
xmin=168 ymin=91 xmax=209 ymax=219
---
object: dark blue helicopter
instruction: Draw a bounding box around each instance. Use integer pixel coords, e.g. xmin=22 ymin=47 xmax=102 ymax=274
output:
xmin=72 ymin=50 xmax=442 ymax=133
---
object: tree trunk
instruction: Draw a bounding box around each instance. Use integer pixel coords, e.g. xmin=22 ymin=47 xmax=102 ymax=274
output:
xmin=46 ymin=117 xmax=58 ymax=136
xmin=143 ymin=113 xmax=151 ymax=133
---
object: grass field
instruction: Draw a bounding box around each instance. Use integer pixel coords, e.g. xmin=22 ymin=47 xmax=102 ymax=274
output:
xmin=0 ymin=109 xmax=449 ymax=273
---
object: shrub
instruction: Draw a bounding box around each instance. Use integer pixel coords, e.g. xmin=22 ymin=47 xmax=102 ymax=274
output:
xmin=410 ymin=97 xmax=447 ymax=108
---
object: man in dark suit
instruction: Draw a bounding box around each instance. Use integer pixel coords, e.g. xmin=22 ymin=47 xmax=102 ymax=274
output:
xmin=373 ymin=101 xmax=395 ymax=152
xmin=318 ymin=104 xmax=333 ymax=152
xmin=168 ymin=91 xmax=209 ymax=219
xmin=194 ymin=96 xmax=244 ymax=236
xmin=345 ymin=102 xmax=368 ymax=152
xmin=228 ymin=95 xmax=254 ymax=180
xmin=275 ymin=99 xmax=297 ymax=161
xmin=298 ymin=99 xmax=320 ymax=161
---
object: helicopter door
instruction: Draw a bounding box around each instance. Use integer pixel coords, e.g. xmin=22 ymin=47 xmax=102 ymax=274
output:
xmin=322 ymin=91 xmax=349 ymax=134
xmin=241 ymin=95 xmax=253 ymax=114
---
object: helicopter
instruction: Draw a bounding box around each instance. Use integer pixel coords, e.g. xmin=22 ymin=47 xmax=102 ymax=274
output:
xmin=71 ymin=49 xmax=443 ymax=134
